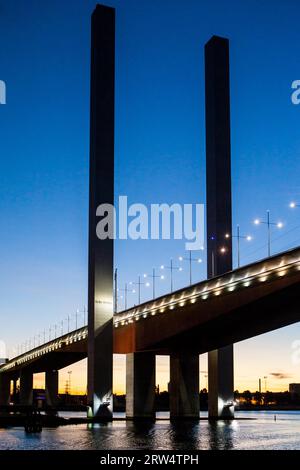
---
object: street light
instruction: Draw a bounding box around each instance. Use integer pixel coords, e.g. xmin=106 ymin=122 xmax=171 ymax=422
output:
xmin=83 ymin=306 xmax=87 ymax=326
xmin=130 ymin=276 xmax=150 ymax=305
xmin=254 ymin=210 xmax=283 ymax=257
xmin=118 ymin=283 xmax=136 ymax=310
xmin=160 ymin=259 xmax=183 ymax=293
xmin=290 ymin=202 xmax=300 ymax=209
xmin=143 ymin=268 xmax=164 ymax=299
xmin=264 ymin=376 xmax=268 ymax=393
xmin=225 ymin=225 xmax=252 ymax=268
xmin=114 ymin=268 xmax=118 ymax=314
xmin=178 ymin=251 xmax=202 ymax=285
xmin=209 ymin=236 xmax=229 ymax=277
xmin=68 ymin=371 xmax=72 ymax=395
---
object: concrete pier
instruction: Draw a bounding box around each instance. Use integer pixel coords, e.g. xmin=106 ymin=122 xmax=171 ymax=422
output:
xmin=87 ymin=4 xmax=115 ymax=419
xmin=208 ymin=347 xmax=234 ymax=418
xmin=19 ymin=369 xmax=33 ymax=406
xmin=205 ymin=35 xmax=234 ymax=419
xmin=45 ymin=370 xmax=59 ymax=407
xmin=169 ymin=353 xmax=199 ymax=419
xmin=0 ymin=374 xmax=11 ymax=406
xmin=126 ymin=353 xmax=156 ymax=419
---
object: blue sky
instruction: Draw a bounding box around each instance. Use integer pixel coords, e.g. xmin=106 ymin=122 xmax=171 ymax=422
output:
xmin=0 ymin=0 xmax=300 ymax=392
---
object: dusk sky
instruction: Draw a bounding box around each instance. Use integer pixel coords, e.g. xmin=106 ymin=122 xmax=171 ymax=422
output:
xmin=1 ymin=0 xmax=300 ymax=394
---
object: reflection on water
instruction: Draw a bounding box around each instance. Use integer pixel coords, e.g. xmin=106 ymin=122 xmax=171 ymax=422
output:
xmin=1 ymin=411 xmax=300 ymax=450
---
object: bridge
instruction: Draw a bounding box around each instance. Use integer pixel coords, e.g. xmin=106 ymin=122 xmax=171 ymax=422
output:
xmin=1 ymin=246 xmax=300 ymax=417
xmin=1 ymin=5 xmax=298 ymax=421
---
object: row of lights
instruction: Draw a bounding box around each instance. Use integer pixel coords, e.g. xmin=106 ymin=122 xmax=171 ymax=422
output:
xmin=115 ymin=252 xmax=205 ymax=312
xmin=2 ymin=328 xmax=88 ymax=371
xmin=115 ymin=207 xmax=290 ymax=312
xmin=114 ymin=250 xmax=300 ymax=328
xmin=13 ymin=307 xmax=87 ymax=358
xmin=8 ymin=203 xmax=299 ymax=360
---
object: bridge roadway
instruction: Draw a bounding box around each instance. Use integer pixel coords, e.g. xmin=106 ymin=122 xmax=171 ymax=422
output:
xmin=1 ymin=246 xmax=300 ymax=373
xmin=1 ymin=246 xmax=300 ymax=417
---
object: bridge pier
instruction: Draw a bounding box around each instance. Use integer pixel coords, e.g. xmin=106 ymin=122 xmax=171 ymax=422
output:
xmin=126 ymin=352 xmax=156 ymax=419
xmin=169 ymin=353 xmax=199 ymax=419
xmin=208 ymin=346 xmax=234 ymax=419
xmin=45 ymin=370 xmax=59 ymax=407
xmin=205 ymin=35 xmax=234 ymax=419
xmin=20 ymin=369 xmax=33 ymax=406
xmin=87 ymin=4 xmax=115 ymax=420
xmin=0 ymin=374 xmax=11 ymax=406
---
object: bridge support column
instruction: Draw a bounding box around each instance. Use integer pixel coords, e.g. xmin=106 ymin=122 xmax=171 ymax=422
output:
xmin=169 ymin=353 xmax=199 ymax=419
xmin=205 ymin=36 xmax=234 ymax=419
xmin=45 ymin=370 xmax=59 ymax=407
xmin=208 ymin=346 xmax=234 ymax=419
xmin=20 ymin=369 xmax=33 ymax=406
xmin=126 ymin=352 xmax=156 ymax=419
xmin=0 ymin=374 xmax=11 ymax=406
xmin=87 ymin=4 xmax=115 ymax=420
xmin=12 ymin=378 xmax=18 ymax=403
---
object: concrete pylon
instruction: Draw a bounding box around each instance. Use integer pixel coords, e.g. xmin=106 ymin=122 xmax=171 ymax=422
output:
xmin=87 ymin=4 xmax=115 ymax=419
xmin=20 ymin=369 xmax=33 ymax=406
xmin=126 ymin=352 xmax=156 ymax=419
xmin=45 ymin=370 xmax=59 ymax=407
xmin=169 ymin=353 xmax=199 ymax=419
xmin=0 ymin=374 xmax=11 ymax=406
xmin=205 ymin=35 xmax=234 ymax=419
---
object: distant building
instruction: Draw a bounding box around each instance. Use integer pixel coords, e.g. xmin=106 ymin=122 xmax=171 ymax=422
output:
xmin=289 ymin=383 xmax=300 ymax=397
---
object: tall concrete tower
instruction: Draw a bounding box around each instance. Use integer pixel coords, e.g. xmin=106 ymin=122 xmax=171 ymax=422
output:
xmin=87 ymin=4 xmax=115 ymax=419
xmin=205 ymin=36 xmax=234 ymax=418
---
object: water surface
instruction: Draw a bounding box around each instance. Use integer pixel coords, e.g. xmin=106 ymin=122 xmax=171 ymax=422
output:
xmin=1 ymin=411 xmax=300 ymax=450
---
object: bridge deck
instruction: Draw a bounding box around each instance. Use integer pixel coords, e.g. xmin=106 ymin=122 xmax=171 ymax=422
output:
xmin=1 ymin=246 xmax=300 ymax=374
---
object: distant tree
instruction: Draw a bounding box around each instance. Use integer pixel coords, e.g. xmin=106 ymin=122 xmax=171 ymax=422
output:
xmin=265 ymin=391 xmax=274 ymax=405
xmin=254 ymin=391 xmax=262 ymax=404
xmin=242 ymin=390 xmax=252 ymax=404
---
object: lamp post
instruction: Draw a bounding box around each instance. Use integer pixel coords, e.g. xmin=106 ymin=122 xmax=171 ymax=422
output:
xmin=130 ymin=275 xmax=150 ymax=305
xmin=118 ymin=283 xmax=136 ymax=310
xmin=114 ymin=268 xmax=118 ymax=314
xmin=264 ymin=376 xmax=268 ymax=393
xmin=254 ymin=210 xmax=283 ymax=257
xmin=178 ymin=251 xmax=202 ymax=285
xmin=83 ymin=306 xmax=87 ymax=326
xmin=290 ymin=202 xmax=300 ymax=209
xmin=225 ymin=226 xmax=252 ymax=268
xmin=160 ymin=259 xmax=183 ymax=293
xmin=65 ymin=315 xmax=71 ymax=334
xmin=143 ymin=268 xmax=164 ymax=299
xmin=68 ymin=371 xmax=72 ymax=395
xmin=209 ymin=236 xmax=229 ymax=277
